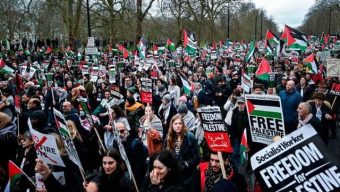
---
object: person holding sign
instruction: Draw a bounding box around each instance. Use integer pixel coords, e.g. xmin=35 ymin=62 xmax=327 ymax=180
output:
xmin=310 ymin=92 xmax=333 ymax=145
xmin=164 ymin=114 xmax=200 ymax=192
xmin=200 ymin=151 xmax=247 ymax=192
xmin=35 ymin=134 xmax=85 ymax=192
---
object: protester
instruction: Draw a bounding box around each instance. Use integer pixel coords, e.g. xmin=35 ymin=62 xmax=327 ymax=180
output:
xmin=139 ymin=105 xmax=163 ymax=156
xmin=34 ymin=134 xmax=85 ymax=192
xmin=15 ymin=131 xmax=37 ymax=192
xmin=279 ymin=80 xmax=302 ymax=134
xmin=84 ymin=149 xmax=135 ymax=192
xmin=142 ymin=150 xmax=185 ymax=192
xmin=0 ymin=112 xmax=17 ymax=189
xmin=112 ymin=121 xmax=147 ymax=189
xmin=309 ymin=92 xmax=333 ymax=144
xmin=200 ymin=151 xmax=247 ymax=192
xmin=164 ymin=114 xmax=200 ymax=192
xmin=158 ymin=94 xmax=177 ymax=140
xmin=297 ymin=102 xmax=322 ymax=136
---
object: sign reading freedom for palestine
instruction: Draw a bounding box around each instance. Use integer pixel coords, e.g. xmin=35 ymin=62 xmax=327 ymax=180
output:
xmin=198 ymin=106 xmax=232 ymax=152
xmin=245 ymin=94 xmax=285 ymax=145
xmin=251 ymin=124 xmax=340 ymax=192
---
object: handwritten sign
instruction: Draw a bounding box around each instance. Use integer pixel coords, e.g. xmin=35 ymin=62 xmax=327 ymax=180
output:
xmin=198 ymin=106 xmax=232 ymax=152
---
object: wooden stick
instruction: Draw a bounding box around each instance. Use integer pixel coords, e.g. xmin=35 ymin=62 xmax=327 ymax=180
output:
xmin=331 ymin=96 xmax=337 ymax=110
xmin=217 ymin=151 xmax=227 ymax=179
xmin=17 ymin=113 xmax=20 ymax=135
xmin=79 ymin=167 xmax=87 ymax=183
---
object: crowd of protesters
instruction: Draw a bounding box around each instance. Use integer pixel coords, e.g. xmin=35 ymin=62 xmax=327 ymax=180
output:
xmin=0 ymin=37 xmax=339 ymax=192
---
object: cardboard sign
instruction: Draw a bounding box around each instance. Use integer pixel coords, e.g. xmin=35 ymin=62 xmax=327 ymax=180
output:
xmin=28 ymin=118 xmax=65 ymax=167
xmin=53 ymin=108 xmax=84 ymax=171
xmin=198 ymin=106 xmax=232 ymax=152
xmin=141 ymin=78 xmax=152 ymax=104
xmin=245 ymin=95 xmax=286 ymax=145
xmin=326 ymin=59 xmax=340 ymax=77
xmin=330 ymin=83 xmax=340 ymax=97
xmin=251 ymin=124 xmax=340 ymax=192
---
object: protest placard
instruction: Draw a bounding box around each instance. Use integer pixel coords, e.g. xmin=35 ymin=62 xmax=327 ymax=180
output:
xmin=198 ymin=106 xmax=232 ymax=152
xmin=53 ymin=108 xmax=84 ymax=171
xmin=245 ymin=94 xmax=285 ymax=145
xmin=28 ymin=118 xmax=65 ymax=167
xmin=326 ymin=58 xmax=340 ymax=77
xmin=140 ymin=78 xmax=152 ymax=104
xmin=251 ymin=124 xmax=340 ymax=192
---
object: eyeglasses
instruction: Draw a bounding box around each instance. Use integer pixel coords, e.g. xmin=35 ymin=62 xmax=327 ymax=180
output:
xmin=118 ymin=129 xmax=125 ymax=133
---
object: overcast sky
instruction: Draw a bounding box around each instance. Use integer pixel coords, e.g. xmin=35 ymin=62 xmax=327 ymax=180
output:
xmin=249 ymin=0 xmax=315 ymax=30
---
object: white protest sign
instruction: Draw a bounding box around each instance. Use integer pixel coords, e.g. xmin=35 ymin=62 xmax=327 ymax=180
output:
xmin=28 ymin=118 xmax=65 ymax=167
xmin=245 ymin=94 xmax=285 ymax=145
xmin=251 ymin=124 xmax=340 ymax=192
xmin=326 ymin=58 xmax=340 ymax=77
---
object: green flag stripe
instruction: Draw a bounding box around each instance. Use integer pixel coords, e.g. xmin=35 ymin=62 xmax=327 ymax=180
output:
xmin=251 ymin=110 xmax=282 ymax=119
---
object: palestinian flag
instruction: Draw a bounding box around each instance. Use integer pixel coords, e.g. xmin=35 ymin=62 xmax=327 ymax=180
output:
xmin=266 ymin=30 xmax=280 ymax=46
xmin=0 ymin=59 xmax=5 ymax=68
xmin=179 ymin=72 xmax=191 ymax=95
xmin=265 ymin=30 xmax=283 ymax=57
xmin=245 ymin=42 xmax=255 ymax=63
xmin=264 ymin=40 xmax=274 ymax=55
xmin=303 ymin=53 xmax=318 ymax=74
xmin=137 ymin=35 xmax=148 ymax=59
xmin=118 ymin=44 xmax=129 ymax=59
xmin=240 ymin=128 xmax=248 ymax=165
xmin=15 ymin=73 xmax=24 ymax=93
xmin=280 ymin=25 xmax=307 ymax=51
xmin=241 ymin=71 xmax=251 ymax=93
xmin=246 ymin=98 xmax=282 ymax=120
xmin=45 ymin=46 xmax=53 ymax=55
xmin=255 ymin=58 xmax=272 ymax=81
xmin=5 ymin=161 xmax=24 ymax=192
xmin=183 ymin=29 xmax=197 ymax=55
xmin=153 ymin=44 xmax=159 ymax=55
xmin=166 ymin=38 xmax=175 ymax=51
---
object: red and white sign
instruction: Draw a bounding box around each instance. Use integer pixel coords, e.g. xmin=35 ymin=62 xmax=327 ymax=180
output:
xmin=198 ymin=106 xmax=233 ymax=152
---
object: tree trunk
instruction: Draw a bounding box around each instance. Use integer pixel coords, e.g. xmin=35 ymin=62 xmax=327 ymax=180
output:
xmin=136 ymin=0 xmax=143 ymax=45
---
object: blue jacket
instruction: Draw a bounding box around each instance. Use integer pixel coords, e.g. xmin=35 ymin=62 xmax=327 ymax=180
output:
xmin=279 ymin=89 xmax=302 ymax=124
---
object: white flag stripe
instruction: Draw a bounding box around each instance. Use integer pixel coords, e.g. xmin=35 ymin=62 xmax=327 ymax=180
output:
xmin=253 ymin=105 xmax=281 ymax=113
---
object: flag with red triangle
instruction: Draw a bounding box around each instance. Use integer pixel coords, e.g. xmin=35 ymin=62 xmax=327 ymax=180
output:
xmin=280 ymin=25 xmax=307 ymax=51
xmin=240 ymin=128 xmax=248 ymax=165
xmin=255 ymin=58 xmax=272 ymax=81
xmin=183 ymin=29 xmax=197 ymax=55
xmin=4 ymin=160 xmax=31 ymax=192
xmin=15 ymin=73 xmax=24 ymax=94
xmin=45 ymin=46 xmax=53 ymax=55
xmin=303 ymin=53 xmax=318 ymax=74
xmin=118 ymin=44 xmax=129 ymax=59
xmin=166 ymin=38 xmax=175 ymax=51
xmin=0 ymin=59 xmax=5 ymax=68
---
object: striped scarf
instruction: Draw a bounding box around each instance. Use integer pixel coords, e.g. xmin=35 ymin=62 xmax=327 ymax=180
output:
xmin=298 ymin=113 xmax=313 ymax=128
